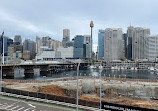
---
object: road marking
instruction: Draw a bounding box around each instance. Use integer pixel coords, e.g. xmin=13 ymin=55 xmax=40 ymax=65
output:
xmin=17 ymin=107 xmax=25 ymax=111
xmin=9 ymin=105 xmax=20 ymax=110
xmin=4 ymin=105 xmax=14 ymax=109
xmin=0 ymin=104 xmax=7 ymax=107
xmin=28 ymin=103 xmax=36 ymax=108
xmin=24 ymin=108 xmax=31 ymax=111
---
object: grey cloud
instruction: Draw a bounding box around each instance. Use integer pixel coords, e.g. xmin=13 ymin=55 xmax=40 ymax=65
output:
xmin=0 ymin=0 xmax=158 ymax=52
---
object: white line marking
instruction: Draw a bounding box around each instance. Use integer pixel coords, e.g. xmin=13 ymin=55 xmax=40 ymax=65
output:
xmin=28 ymin=104 xmax=36 ymax=108
xmin=24 ymin=108 xmax=31 ymax=111
xmin=9 ymin=105 xmax=20 ymax=110
xmin=17 ymin=107 xmax=25 ymax=111
xmin=4 ymin=105 xmax=14 ymax=109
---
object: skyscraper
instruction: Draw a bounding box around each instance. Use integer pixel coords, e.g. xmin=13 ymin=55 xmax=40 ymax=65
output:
xmin=123 ymin=33 xmax=127 ymax=58
xmin=73 ymin=35 xmax=85 ymax=58
xmin=14 ymin=35 xmax=22 ymax=45
xmin=62 ymin=29 xmax=70 ymax=47
xmin=0 ymin=35 xmax=13 ymax=56
xmin=23 ymin=39 xmax=36 ymax=59
xmin=98 ymin=30 xmax=105 ymax=59
xmin=73 ymin=35 xmax=91 ymax=59
xmin=127 ymin=26 xmax=150 ymax=60
xmin=104 ymin=28 xmax=124 ymax=61
xmin=127 ymin=26 xmax=134 ymax=60
xmin=36 ymin=36 xmax=42 ymax=54
xmin=84 ymin=35 xmax=91 ymax=59
xmin=144 ymin=35 xmax=158 ymax=61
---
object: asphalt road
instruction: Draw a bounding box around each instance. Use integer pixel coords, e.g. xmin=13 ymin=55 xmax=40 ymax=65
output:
xmin=0 ymin=95 xmax=82 ymax=111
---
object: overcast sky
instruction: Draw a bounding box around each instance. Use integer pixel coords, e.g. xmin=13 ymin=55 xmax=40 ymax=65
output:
xmin=0 ymin=0 xmax=158 ymax=52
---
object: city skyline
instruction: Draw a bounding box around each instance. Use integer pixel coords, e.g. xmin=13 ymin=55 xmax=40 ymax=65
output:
xmin=1 ymin=0 xmax=158 ymax=52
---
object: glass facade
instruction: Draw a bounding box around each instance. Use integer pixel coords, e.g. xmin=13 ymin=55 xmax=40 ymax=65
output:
xmin=98 ymin=30 xmax=105 ymax=59
xmin=0 ymin=36 xmax=13 ymax=56
xmin=74 ymin=35 xmax=84 ymax=58
xmin=73 ymin=35 xmax=91 ymax=59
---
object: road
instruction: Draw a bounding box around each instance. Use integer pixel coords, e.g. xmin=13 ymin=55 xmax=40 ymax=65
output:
xmin=0 ymin=95 xmax=83 ymax=111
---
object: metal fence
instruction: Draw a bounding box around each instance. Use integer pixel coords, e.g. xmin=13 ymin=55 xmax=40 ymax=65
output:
xmin=1 ymin=87 xmax=100 ymax=108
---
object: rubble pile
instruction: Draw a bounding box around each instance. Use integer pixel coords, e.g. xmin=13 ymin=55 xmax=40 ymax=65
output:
xmin=41 ymin=85 xmax=66 ymax=96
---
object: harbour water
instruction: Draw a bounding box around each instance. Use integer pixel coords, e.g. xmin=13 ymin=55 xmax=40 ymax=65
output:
xmin=18 ymin=69 xmax=158 ymax=81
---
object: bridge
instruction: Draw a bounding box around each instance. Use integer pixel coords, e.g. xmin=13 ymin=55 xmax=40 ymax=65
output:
xmin=0 ymin=62 xmax=88 ymax=78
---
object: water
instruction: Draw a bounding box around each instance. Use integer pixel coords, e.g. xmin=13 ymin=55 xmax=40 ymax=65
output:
xmin=17 ymin=69 xmax=158 ymax=81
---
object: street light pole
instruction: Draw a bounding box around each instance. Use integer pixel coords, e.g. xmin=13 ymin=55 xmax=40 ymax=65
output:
xmin=0 ymin=55 xmax=2 ymax=92
xmin=76 ymin=62 xmax=80 ymax=111
xmin=99 ymin=64 xmax=103 ymax=110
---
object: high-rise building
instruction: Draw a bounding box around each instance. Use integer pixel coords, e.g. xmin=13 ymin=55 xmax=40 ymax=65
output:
xmin=63 ymin=29 xmax=70 ymax=41
xmin=62 ymin=29 xmax=70 ymax=47
xmin=98 ymin=30 xmax=105 ymax=59
xmin=7 ymin=45 xmax=14 ymax=58
xmin=51 ymin=40 xmax=62 ymax=51
xmin=23 ymin=51 xmax=31 ymax=60
xmin=0 ymin=36 xmax=13 ymax=56
xmin=14 ymin=35 xmax=22 ymax=45
xmin=23 ymin=39 xmax=36 ymax=59
xmin=104 ymin=28 xmax=124 ymax=61
xmin=36 ymin=36 xmax=42 ymax=54
xmin=56 ymin=47 xmax=74 ymax=59
xmin=84 ymin=35 xmax=91 ymax=59
xmin=128 ymin=26 xmax=150 ymax=60
xmin=36 ymin=36 xmax=62 ymax=56
xmin=127 ymin=26 xmax=134 ymax=60
xmin=73 ymin=35 xmax=91 ymax=59
xmin=123 ymin=33 xmax=127 ymax=58
xmin=73 ymin=35 xmax=85 ymax=58
xmin=144 ymin=35 xmax=158 ymax=61
xmin=42 ymin=36 xmax=52 ymax=47
xmin=66 ymin=41 xmax=74 ymax=47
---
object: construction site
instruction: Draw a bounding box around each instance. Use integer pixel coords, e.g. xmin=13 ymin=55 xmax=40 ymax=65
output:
xmin=2 ymin=77 xmax=158 ymax=110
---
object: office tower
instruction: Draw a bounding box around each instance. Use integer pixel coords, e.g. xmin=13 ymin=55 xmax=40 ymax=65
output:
xmin=73 ymin=35 xmax=85 ymax=58
xmin=23 ymin=51 xmax=31 ymax=60
xmin=129 ymin=26 xmax=150 ymax=60
xmin=36 ymin=36 xmax=42 ymax=54
xmin=104 ymin=28 xmax=124 ymax=61
xmin=14 ymin=35 xmax=22 ymax=45
xmin=83 ymin=35 xmax=91 ymax=59
xmin=7 ymin=45 xmax=14 ymax=58
xmin=73 ymin=35 xmax=91 ymax=59
xmin=63 ymin=29 xmax=70 ymax=41
xmin=0 ymin=35 xmax=13 ymax=56
xmin=98 ymin=30 xmax=105 ymax=59
xmin=90 ymin=21 xmax=94 ymax=59
xmin=23 ymin=39 xmax=36 ymax=59
xmin=62 ymin=29 xmax=70 ymax=47
xmin=42 ymin=36 xmax=51 ymax=47
xmin=51 ymin=40 xmax=62 ymax=51
xmin=144 ymin=35 xmax=158 ymax=61
xmin=36 ymin=36 xmax=62 ymax=59
xmin=123 ymin=33 xmax=127 ymax=58
xmin=127 ymin=26 xmax=134 ymax=60
xmin=56 ymin=47 xmax=74 ymax=59
xmin=66 ymin=41 xmax=74 ymax=47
